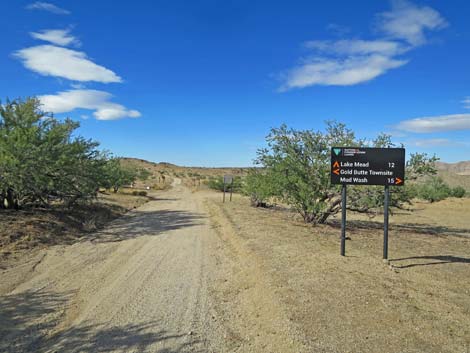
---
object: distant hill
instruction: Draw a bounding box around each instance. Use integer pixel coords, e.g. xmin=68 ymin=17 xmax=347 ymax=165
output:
xmin=118 ymin=157 xmax=470 ymax=192
xmin=118 ymin=157 xmax=251 ymax=189
xmin=436 ymin=161 xmax=470 ymax=175
xmin=436 ymin=161 xmax=470 ymax=191
xmin=119 ymin=157 xmax=250 ymax=176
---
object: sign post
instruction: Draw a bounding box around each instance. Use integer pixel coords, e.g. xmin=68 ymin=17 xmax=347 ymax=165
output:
xmin=223 ymin=180 xmax=226 ymax=203
xmin=223 ymin=175 xmax=233 ymax=203
xmin=340 ymin=184 xmax=347 ymax=256
xmin=331 ymin=147 xmax=405 ymax=258
xmin=383 ymin=185 xmax=390 ymax=259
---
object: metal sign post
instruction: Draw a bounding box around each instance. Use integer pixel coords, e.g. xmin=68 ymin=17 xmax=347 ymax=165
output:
xmin=223 ymin=175 xmax=233 ymax=203
xmin=340 ymin=184 xmax=347 ymax=256
xmin=223 ymin=180 xmax=226 ymax=203
xmin=230 ymin=179 xmax=233 ymax=201
xmin=331 ymin=147 xmax=405 ymax=258
xmin=383 ymin=185 xmax=390 ymax=259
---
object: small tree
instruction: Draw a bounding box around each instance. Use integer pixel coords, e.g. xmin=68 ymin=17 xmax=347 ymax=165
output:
xmin=255 ymin=122 xmax=358 ymax=223
xmin=252 ymin=123 xmax=439 ymax=224
xmin=102 ymin=159 xmax=137 ymax=193
xmin=0 ymin=97 xmax=121 ymax=208
xmin=243 ymin=169 xmax=279 ymax=207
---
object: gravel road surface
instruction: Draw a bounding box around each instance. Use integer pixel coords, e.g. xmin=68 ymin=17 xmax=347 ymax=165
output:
xmin=0 ymin=185 xmax=224 ymax=352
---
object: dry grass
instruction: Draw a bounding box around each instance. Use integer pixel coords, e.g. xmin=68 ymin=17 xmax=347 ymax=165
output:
xmin=438 ymin=170 xmax=470 ymax=191
xmin=0 ymin=192 xmax=149 ymax=256
xmin=208 ymin=193 xmax=470 ymax=352
xmin=341 ymin=197 xmax=470 ymax=236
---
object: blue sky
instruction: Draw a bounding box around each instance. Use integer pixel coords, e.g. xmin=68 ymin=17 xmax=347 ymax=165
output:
xmin=2 ymin=0 xmax=470 ymax=166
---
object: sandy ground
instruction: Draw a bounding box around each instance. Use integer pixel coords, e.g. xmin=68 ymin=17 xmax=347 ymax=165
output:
xmin=0 ymin=184 xmax=303 ymax=353
xmin=2 ymin=185 xmax=469 ymax=353
xmin=209 ymin=194 xmax=470 ymax=353
xmin=0 ymin=185 xmax=226 ymax=352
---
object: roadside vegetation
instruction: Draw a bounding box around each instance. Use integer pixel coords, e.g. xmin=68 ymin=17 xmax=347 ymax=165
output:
xmin=242 ymin=122 xmax=465 ymax=224
xmin=0 ymin=98 xmax=137 ymax=210
xmin=206 ymin=175 xmax=243 ymax=192
xmin=0 ymin=98 xmax=150 ymax=253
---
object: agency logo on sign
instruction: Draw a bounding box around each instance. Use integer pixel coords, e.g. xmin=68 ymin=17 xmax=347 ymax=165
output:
xmin=330 ymin=147 xmax=405 ymax=186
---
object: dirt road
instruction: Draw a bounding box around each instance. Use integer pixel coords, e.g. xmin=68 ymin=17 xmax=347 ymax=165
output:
xmin=0 ymin=185 xmax=226 ymax=352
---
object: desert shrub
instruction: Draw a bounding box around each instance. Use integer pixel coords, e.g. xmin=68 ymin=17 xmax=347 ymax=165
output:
xmin=417 ymin=177 xmax=452 ymax=202
xmin=207 ymin=176 xmax=243 ymax=192
xmin=137 ymin=168 xmax=152 ymax=181
xmin=451 ymin=186 xmax=466 ymax=198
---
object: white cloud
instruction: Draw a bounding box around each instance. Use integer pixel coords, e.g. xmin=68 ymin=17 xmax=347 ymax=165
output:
xmin=304 ymin=39 xmax=406 ymax=56
xmin=396 ymin=114 xmax=470 ymax=133
xmin=280 ymin=1 xmax=446 ymax=91
xmin=38 ymin=89 xmax=141 ymax=121
xmin=30 ymin=29 xmax=79 ymax=47
xmin=411 ymin=138 xmax=457 ymax=147
xmin=376 ymin=0 xmax=447 ymax=46
xmin=70 ymin=83 xmax=86 ymax=89
xmin=14 ymin=45 xmax=122 ymax=83
xmin=26 ymin=2 xmax=70 ymax=15
xmin=280 ymin=54 xmax=407 ymax=90
xmin=462 ymin=97 xmax=470 ymax=109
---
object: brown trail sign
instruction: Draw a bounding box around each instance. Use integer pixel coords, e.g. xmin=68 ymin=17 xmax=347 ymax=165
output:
xmin=330 ymin=147 xmax=405 ymax=186
xmin=331 ymin=147 xmax=406 ymax=259
xmin=223 ymin=175 xmax=234 ymax=203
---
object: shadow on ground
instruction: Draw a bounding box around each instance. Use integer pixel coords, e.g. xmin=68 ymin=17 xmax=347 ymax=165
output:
xmin=0 ymin=289 xmax=71 ymax=352
xmin=0 ymin=289 xmax=202 ymax=353
xmin=329 ymin=219 xmax=470 ymax=238
xmin=390 ymin=255 xmax=470 ymax=269
xmin=92 ymin=209 xmax=205 ymax=243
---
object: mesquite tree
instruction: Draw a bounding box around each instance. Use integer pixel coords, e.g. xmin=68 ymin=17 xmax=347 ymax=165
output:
xmin=0 ymin=97 xmax=135 ymax=209
xmin=254 ymin=122 xmax=357 ymax=223
xmin=249 ymin=122 xmax=438 ymax=224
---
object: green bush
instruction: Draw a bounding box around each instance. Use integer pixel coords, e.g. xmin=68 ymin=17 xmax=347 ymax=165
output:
xmin=102 ymin=159 xmax=137 ymax=193
xmin=207 ymin=176 xmax=243 ymax=192
xmin=0 ymin=98 xmax=142 ymax=209
xmin=137 ymin=168 xmax=152 ymax=181
xmin=242 ymin=170 xmax=278 ymax=207
xmin=0 ymin=98 xmax=125 ymax=209
xmin=417 ymin=177 xmax=452 ymax=202
xmin=451 ymin=186 xmax=466 ymax=198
